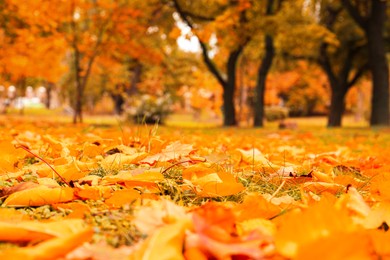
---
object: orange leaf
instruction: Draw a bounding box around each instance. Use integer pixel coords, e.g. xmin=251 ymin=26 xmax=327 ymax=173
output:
xmin=0 ymin=208 xmax=29 ymax=221
xmin=189 ymin=203 xmax=270 ymax=259
xmin=192 ymin=171 xmax=245 ymax=197
xmin=105 ymin=189 xmax=141 ymax=208
xmin=75 ymin=185 xmax=112 ymax=200
xmin=182 ymin=165 xmax=214 ymax=180
xmin=296 ymin=231 xmax=372 ymax=259
xmin=236 ymin=193 xmax=282 ymax=221
xmin=101 ymin=152 xmax=147 ymax=170
xmin=130 ymin=220 xmax=189 ymax=260
xmin=0 ymin=226 xmax=93 ymax=259
xmin=0 ymin=141 xmax=21 ymax=173
xmin=140 ymin=141 xmax=194 ymax=165
xmin=0 ymin=219 xmax=87 ymax=243
xmin=275 ymin=200 xmax=357 ymax=258
xmin=302 ymin=181 xmax=345 ymax=194
xmin=184 ymin=247 xmax=208 ymax=260
xmin=3 ymin=186 xmax=74 ymax=207
xmin=0 ymin=181 xmax=40 ymax=197
xmin=103 ymin=169 xmax=164 ymax=184
xmin=369 ymin=229 xmax=390 ymax=256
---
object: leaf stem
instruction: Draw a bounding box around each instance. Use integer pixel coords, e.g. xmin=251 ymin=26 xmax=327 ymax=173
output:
xmin=15 ymin=145 xmax=70 ymax=186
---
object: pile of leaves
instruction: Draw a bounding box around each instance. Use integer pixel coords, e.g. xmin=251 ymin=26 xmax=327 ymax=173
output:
xmin=0 ymin=120 xmax=390 ymax=259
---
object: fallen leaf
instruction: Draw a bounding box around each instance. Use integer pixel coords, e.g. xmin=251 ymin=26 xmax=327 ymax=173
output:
xmin=130 ymin=220 xmax=189 ymax=260
xmin=302 ymin=181 xmax=345 ymax=194
xmin=275 ymin=200 xmax=358 ymax=258
xmin=0 ymin=219 xmax=88 ymax=242
xmin=140 ymin=141 xmax=194 ymax=165
xmin=191 ymin=171 xmax=245 ymax=197
xmin=0 ymin=226 xmax=93 ymax=259
xmin=75 ymin=185 xmax=112 ymax=200
xmin=3 ymin=186 xmax=74 ymax=207
xmin=105 ymin=189 xmax=141 ymax=208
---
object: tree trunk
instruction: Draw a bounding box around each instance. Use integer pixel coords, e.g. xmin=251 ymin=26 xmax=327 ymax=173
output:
xmin=223 ymin=49 xmax=241 ymax=126
xmin=73 ymin=60 xmax=84 ymax=124
xmin=45 ymin=82 xmax=53 ymax=109
xmin=111 ymin=84 xmax=125 ymax=115
xmin=127 ymin=61 xmax=142 ymax=96
xmin=73 ymin=79 xmax=83 ymax=124
xmin=367 ymin=0 xmax=389 ymax=126
xmin=254 ymin=35 xmax=275 ymax=127
xmin=342 ymin=0 xmax=389 ymax=126
xmin=327 ymin=87 xmax=347 ymax=127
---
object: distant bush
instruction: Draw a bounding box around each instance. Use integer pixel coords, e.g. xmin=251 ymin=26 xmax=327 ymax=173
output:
xmin=265 ymin=106 xmax=289 ymax=121
xmin=124 ymin=93 xmax=172 ymax=124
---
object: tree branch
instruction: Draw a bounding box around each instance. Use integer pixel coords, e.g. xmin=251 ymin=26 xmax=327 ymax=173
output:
xmin=172 ymin=0 xmax=227 ymax=88
xmin=341 ymin=0 xmax=367 ymax=29
xmin=348 ymin=63 xmax=368 ymax=88
xmin=318 ymin=43 xmax=338 ymax=90
xmin=340 ymin=42 xmax=365 ymax=86
xmin=180 ymin=11 xmax=217 ymax=22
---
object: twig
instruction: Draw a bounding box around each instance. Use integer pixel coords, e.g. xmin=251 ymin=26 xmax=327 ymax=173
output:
xmin=268 ymin=179 xmax=286 ymax=202
xmin=161 ymin=158 xmax=206 ymax=175
xmin=15 ymin=145 xmax=70 ymax=186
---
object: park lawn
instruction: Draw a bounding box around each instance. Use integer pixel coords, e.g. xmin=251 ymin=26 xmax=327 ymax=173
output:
xmin=0 ymin=116 xmax=389 ymax=259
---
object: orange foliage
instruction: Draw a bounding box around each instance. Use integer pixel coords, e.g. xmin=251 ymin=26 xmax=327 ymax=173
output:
xmin=0 ymin=119 xmax=389 ymax=258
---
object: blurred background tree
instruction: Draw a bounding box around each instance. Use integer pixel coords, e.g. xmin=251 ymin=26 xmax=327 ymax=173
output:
xmin=0 ymin=0 xmax=388 ymax=126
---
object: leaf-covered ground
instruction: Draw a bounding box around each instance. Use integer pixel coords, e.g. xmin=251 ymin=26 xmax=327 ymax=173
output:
xmin=0 ymin=119 xmax=390 ymax=259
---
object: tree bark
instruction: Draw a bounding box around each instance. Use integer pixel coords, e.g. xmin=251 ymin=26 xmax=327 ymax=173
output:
xmin=223 ymin=49 xmax=241 ymax=126
xmin=253 ymin=0 xmax=277 ymax=127
xmin=127 ymin=61 xmax=142 ymax=96
xmin=366 ymin=0 xmax=389 ymax=125
xmin=73 ymin=74 xmax=83 ymax=124
xmin=254 ymin=34 xmax=274 ymax=127
xmin=327 ymin=87 xmax=347 ymax=127
xmin=342 ymin=0 xmax=389 ymax=126
xmin=45 ymin=82 xmax=53 ymax=109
